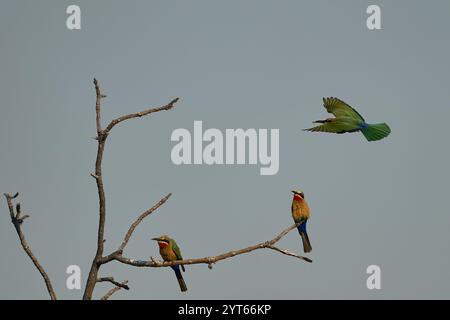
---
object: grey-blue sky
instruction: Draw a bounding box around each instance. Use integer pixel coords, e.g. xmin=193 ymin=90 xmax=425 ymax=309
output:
xmin=1 ymin=1 xmax=449 ymax=299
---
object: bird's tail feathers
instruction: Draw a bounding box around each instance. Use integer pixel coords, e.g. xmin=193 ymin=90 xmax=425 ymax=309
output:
xmin=297 ymin=222 xmax=312 ymax=253
xmin=361 ymin=123 xmax=391 ymax=142
xmin=172 ymin=265 xmax=188 ymax=292
xmin=300 ymin=232 xmax=312 ymax=253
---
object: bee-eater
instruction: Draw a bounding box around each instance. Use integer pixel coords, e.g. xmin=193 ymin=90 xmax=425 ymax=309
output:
xmin=291 ymin=190 xmax=312 ymax=253
xmin=304 ymin=97 xmax=391 ymax=141
xmin=152 ymin=235 xmax=187 ymax=292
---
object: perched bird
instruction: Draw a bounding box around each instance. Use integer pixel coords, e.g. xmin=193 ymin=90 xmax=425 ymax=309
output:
xmin=291 ymin=190 xmax=312 ymax=253
xmin=152 ymin=235 xmax=188 ymax=292
xmin=304 ymin=97 xmax=391 ymax=141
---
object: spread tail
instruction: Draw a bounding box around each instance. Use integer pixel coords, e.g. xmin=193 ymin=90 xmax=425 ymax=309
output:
xmin=171 ymin=265 xmax=188 ymax=292
xmin=361 ymin=123 xmax=391 ymax=142
xmin=297 ymin=222 xmax=312 ymax=253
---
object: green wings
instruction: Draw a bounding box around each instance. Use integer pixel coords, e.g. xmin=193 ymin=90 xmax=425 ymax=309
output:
xmin=304 ymin=118 xmax=360 ymax=133
xmin=304 ymin=97 xmax=391 ymax=141
xmin=171 ymin=239 xmax=185 ymax=271
xmin=322 ymin=97 xmax=365 ymax=121
xmin=303 ymin=97 xmax=366 ymax=133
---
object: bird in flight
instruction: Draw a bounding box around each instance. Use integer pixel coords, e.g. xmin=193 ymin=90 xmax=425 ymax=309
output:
xmin=304 ymin=97 xmax=391 ymax=141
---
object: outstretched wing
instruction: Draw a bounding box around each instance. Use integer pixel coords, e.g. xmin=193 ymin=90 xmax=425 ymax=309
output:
xmin=171 ymin=240 xmax=185 ymax=272
xmin=322 ymin=97 xmax=365 ymax=121
xmin=303 ymin=119 xmax=359 ymax=133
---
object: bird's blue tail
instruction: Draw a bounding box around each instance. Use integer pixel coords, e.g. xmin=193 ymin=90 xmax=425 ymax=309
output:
xmin=297 ymin=221 xmax=307 ymax=234
xmin=171 ymin=265 xmax=188 ymax=292
xmin=297 ymin=221 xmax=312 ymax=253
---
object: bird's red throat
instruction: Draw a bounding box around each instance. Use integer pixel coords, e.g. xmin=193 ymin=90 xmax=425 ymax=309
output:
xmin=158 ymin=241 xmax=169 ymax=248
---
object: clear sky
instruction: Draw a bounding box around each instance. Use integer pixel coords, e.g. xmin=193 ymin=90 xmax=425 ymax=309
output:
xmin=1 ymin=1 xmax=449 ymax=299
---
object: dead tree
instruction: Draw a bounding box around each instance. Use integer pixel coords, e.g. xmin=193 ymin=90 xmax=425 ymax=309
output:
xmin=3 ymin=79 xmax=311 ymax=300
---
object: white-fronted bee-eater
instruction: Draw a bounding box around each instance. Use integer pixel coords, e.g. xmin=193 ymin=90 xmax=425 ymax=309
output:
xmin=152 ymin=235 xmax=188 ymax=292
xmin=291 ymin=190 xmax=312 ymax=253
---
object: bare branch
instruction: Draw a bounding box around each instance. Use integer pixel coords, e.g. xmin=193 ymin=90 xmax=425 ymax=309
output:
xmin=94 ymin=78 xmax=103 ymax=134
xmin=100 ymin=280 xmax=129 ymax=300
xmin=105 ymin=97 xmax=179 ymax=133
xmin=83 ymin=79 xmax=178 ymax=300
xmin=4 ymin=192 xmax=17 ymax=220
xmin=267 ymin=245 xmax=313 ymax=263
xmin=100 ymin=193 xmax=172 ymax=265
xmin=83 ymin=79 xmax=109 ymax=300
xmin=117 ymin=193 xmax=172 ymax=253
xmin=109 ymin=223 xmax=312 ymax=269
xmin=3 ymin=193 xmax=57 ymax=300
xmin=97 ymin=277 xmax=130 ymax=290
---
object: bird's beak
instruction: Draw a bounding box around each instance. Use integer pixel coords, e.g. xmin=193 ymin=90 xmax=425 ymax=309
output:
xmin=151 ymin=237 xmax=162 ymax=241
xmin=291 ymin=190 xmax=295 ymax=194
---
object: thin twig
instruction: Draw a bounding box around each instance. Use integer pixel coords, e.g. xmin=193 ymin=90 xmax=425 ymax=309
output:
xmin=105 ymin=98 xmax=179 ymax=133
xmin=94 ymin=78 xmax=102 ymax=134
xmin=100 ymin=280 xmax=129 ymax=300
xmin=267 ymin=245 xmax=313 ymax=263
xmin=118 ymin=193 xmax=172 ymax=253
xmin=100 ymin=193 xmax=172 ymax=265
xmin=3 ymin=193 xmax=57 ymax=300
xmin=97 ymin=277 xmax=130 ymax=290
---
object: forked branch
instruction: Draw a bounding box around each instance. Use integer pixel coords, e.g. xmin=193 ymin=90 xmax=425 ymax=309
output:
xmin=83 ymin=78 xmax=179 ymax=300
xmin=3 ymin=193 xmax=57 ymax=300
xmin=100 ymin=280 xmax=129 ymax=300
